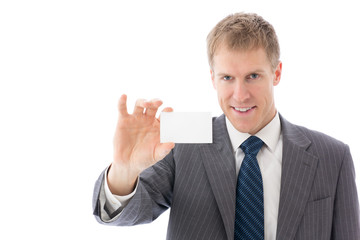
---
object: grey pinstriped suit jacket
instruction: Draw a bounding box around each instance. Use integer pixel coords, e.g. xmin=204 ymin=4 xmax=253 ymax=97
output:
xmin=93 ymin=114 xmax=360 ymax=239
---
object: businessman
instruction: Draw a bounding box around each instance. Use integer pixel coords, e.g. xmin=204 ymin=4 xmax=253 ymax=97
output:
xmin=93 ymin=12 xmax=360 ymax=239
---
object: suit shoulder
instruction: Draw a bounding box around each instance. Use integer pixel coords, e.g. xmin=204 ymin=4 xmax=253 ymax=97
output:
xmin=287 ymin=123 xmax=350 ymax=169
xmin=293 ymin=123 xmax=346 ymax=148
xmin=280 ymin=115 xmax=349 ymax=165
xmin=280 ymin=115 xmax=347 ymax=148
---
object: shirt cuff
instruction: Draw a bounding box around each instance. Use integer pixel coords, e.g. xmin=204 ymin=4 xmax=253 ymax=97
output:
xmin=103 ymin=166 xmax=138 ymax=211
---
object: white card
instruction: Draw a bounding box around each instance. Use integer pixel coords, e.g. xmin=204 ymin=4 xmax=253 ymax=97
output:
xmin=160 ymin=112 xmax=212 ymax=143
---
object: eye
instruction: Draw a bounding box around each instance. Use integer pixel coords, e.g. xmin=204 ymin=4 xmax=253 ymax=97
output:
xmin=223 ymin=76 xmax=232 ymax=81
xmin=248 ymin=73 xmax=259 ymax=80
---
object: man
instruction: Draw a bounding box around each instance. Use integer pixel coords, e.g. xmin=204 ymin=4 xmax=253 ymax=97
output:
xmin=93 ymin=13 xmax=360 ymax=239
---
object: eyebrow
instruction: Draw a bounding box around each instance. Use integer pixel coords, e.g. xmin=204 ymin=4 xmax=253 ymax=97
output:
xmin=215 ymin=69 xmax=267 ymax=77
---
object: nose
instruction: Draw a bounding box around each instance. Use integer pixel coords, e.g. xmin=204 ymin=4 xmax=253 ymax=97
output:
xmin=233 ymin=80 xmax=250 ymax=103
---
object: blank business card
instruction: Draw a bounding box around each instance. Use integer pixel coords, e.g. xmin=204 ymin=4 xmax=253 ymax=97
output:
xmin=160 ymin=112 xmax=213 ymax=143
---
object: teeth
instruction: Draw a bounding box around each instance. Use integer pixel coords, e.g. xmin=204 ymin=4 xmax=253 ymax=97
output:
xmin=234 ymin=107 xmax=252 ymax=112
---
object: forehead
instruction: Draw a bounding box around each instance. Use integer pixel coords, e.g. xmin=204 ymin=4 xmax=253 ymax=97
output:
xmin=212 ymin=45 xmax=272 ymax=73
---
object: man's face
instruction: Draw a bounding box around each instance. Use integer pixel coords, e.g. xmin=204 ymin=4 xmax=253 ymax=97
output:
xmin=211 ymin=46 xmax=282 ymax=135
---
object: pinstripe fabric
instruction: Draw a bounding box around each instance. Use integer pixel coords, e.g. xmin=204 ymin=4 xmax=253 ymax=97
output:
xmin=276 ymin=116 xmax=360 ymax=240
xmin=93 ymin=114 xmax=360 ymax=240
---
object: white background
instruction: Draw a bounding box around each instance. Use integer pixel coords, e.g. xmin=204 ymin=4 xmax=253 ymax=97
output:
xmin=1 ymin=0 xmax=359 ymax=239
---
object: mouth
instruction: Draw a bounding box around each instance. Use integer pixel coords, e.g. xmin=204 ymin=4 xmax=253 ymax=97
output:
xmin=232 ymin=106 xmax=256 ymax=113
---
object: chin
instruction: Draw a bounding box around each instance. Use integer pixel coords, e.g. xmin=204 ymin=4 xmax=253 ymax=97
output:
xmin=230 ymin=121 xmax=252 ymax=133
xmin=235 ymin=126 xmax=253 ymax=134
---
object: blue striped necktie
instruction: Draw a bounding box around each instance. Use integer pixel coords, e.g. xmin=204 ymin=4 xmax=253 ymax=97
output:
xmin=234 ymin=136 xmax=264 ymax=240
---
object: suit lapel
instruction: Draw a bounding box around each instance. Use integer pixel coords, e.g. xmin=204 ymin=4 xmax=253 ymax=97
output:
xmin=200 ymin=115 xmax=236 ymax=240
xmin=276 ymin=115 xmax=319 ymax=240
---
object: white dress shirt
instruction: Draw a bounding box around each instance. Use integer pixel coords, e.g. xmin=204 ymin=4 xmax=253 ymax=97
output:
xmin=100 ymin=168 xmax=138 ymax=222
xmin=226 ymin=113 xmax=283 ymax=240
xmin=102 ymin=113 xmax=283 ymax=239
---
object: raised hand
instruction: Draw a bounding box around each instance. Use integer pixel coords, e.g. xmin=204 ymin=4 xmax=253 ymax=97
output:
xmin=108 ymin=94 xmax=175 ymax=195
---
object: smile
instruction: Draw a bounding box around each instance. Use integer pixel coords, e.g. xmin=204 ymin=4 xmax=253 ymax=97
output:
xmin=233 ymin=106 xmax=255 ymax=112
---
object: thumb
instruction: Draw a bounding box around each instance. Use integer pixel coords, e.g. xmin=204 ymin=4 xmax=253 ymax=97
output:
xmin=154 ymin=142 xmax=175 ymax=160
xmin=157 ymin=107 xmax=173 ymax=121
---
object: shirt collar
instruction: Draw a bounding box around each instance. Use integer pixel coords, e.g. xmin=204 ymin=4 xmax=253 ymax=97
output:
xmin=225 ymin=112 xmax=281 ymax=153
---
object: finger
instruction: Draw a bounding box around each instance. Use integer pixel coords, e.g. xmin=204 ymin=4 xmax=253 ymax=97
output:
xmin=144 ymin=99 xmax=163 ymax=117
xmin=118 ymin=94 xmax=128 ymax=116
xmin=162 ymin=107 xmax=173 ymax=113
xmin=133 ymin=98 xmax=147 ymax=116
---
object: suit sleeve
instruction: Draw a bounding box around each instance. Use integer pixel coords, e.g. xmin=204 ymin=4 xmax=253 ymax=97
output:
xmin=332 ymin=145 xmax=360 ymax=239
xmin=92 ymin=150 xmax=175 ymax=226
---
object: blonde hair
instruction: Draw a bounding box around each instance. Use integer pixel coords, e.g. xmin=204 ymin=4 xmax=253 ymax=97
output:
xmin=207 ymin=12 xmax=280 ymax=70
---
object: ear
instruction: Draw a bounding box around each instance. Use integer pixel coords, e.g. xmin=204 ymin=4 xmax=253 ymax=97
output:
xmin=273 ymin=61 xmax=282 ymax=86
xmin=210 ymin=69 xmax=216 ymax=89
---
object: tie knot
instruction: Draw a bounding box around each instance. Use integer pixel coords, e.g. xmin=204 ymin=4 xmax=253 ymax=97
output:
xmin=240 ymin=136 xmax=264 ymax=156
